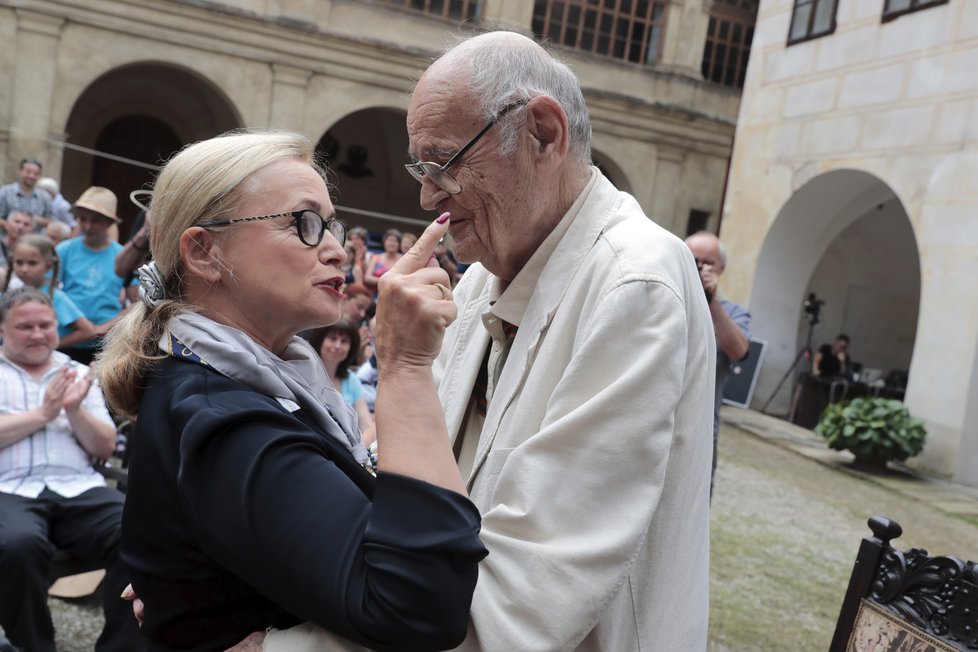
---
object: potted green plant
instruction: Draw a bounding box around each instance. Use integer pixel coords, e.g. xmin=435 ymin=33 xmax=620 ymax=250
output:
xmin=814 ymin=397 xmax=927 ymax=471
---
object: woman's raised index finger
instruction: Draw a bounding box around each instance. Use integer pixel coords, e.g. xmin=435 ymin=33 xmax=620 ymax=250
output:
xmin=390 ymin=212 xmax=450 ymax=275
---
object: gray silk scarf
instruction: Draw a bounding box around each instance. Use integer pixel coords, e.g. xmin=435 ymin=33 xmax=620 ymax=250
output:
xmin=162 ymin=312 xmax=370 ymax=465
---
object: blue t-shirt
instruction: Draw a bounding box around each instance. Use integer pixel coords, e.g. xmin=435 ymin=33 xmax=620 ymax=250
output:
xmin=339 ymin=373 xmax=365 ymax=409
xmin=51 ymin=287 xmax=86 ymax=339
xmin=56 ymin=238 xmax=129 ymax=343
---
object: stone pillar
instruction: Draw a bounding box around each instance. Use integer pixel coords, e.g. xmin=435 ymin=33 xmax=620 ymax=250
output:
xmin=8 ymin=9 xmax=64 ymax=172
xmin=268 ymin=64 xmax=313 ymax=131
xmin=651 ymin=147 xmax=686 ymax=232
xmin=657 ymin=0 xmax=710 ymax=78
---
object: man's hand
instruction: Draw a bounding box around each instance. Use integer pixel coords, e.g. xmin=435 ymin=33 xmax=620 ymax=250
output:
xmin=62 ymin=369 xmax=93 ymax=413
xmin=698 ymin=264 xmax=719 ymax=305
xmin=40 ymin=367 xmax=74 ymax=421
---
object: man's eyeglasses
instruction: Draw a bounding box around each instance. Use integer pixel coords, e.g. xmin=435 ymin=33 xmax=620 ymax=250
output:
xmin=405 ymin=100 xmax=528 ymax=195
xmin=197 ymin=210 xmax=346 ymax=248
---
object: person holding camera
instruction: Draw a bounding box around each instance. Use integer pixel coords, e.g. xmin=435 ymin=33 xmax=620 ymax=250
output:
xmin=685 ymin=231 xmax=751 ymax=494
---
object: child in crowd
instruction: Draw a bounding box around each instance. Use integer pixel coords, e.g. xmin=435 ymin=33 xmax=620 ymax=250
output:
xmin=2 ymin=233 xmax=96 ymax=348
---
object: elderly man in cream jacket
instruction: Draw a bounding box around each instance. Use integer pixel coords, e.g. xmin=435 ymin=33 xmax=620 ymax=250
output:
xmin=261 ymin=30 xmax=714 ymax=652
xmin=414 ymin=32 xmax=714 ymax=651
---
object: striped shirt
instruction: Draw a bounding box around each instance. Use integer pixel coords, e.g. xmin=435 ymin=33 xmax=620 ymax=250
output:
xmin=0 ymin=351 xmax=111 ymax=498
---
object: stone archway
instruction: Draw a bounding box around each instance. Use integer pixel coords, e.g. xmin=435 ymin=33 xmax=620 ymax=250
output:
xmin=750 ymin=169 xmax=921 ymax=416
xmin=61 ymin=61 xmax=242 ymax=235
xmin=317 ymin=107 xmax=430 ymax=242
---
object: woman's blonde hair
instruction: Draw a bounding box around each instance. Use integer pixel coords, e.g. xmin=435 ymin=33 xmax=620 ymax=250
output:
xmin=96 ymin=129 xmax=322 ymax=419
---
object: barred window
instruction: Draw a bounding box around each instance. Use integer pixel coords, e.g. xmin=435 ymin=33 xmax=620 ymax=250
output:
xmin=787 ymin=0 xmax=838 ymax=44
xmin=532 ymin=0 xmax=668 ymax=65
xmin=702 ymin=0 xmax=757 ymax=88
xmin=882 ymin=0 xmax=948 ymax=22
xmin=373 ymin=0 xmax=481 ymax=22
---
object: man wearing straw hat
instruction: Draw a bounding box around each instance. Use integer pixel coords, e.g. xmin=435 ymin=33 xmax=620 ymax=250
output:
xmin=56 ymin=187 xmax=135 ymax=365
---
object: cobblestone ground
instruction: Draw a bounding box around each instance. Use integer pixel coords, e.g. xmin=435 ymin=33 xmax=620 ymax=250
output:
xmin=50 ymin=592 xmax=103 ymax=652
xmin=20 ymin=421 xmax=978 ymax=651
xmin=709 ymin=424 xmax=978 ymax=651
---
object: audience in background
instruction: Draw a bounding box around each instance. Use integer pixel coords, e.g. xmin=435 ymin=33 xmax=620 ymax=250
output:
xmin=46 ymin=220 xmax=73 ymax=245
xmin=346 ymin=225 xmax=369 ymax=284
xmin=35 ymin=177 xmax=77 ymax=231
xmin=357 ymin=311 xmax=379 ymax=414
xmin=0 ymin=287 xmax=144 ymax=652
xmin=399 ymin=231 xmax=418 ymax=253
xmin=305 ymin=319 xmax=375 ymax=445
xmin=56 ymin=187 xmax=134 ymax=364
xmin=0 ymin=157 xmax=52 ymax=230
xmin=363 ymin=228 xmax=402 ymax=294
xmin=0 ymin=211 xmax=35 ymax=286
xmin=3 ymin=233 xmax=97 ymax=349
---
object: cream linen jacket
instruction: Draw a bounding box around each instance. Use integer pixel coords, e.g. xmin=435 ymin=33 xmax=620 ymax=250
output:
xmin=436 ymin=174 xmax=716 ymax=652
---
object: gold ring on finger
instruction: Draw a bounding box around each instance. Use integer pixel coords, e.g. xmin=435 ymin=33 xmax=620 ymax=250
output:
xmin=434 ymin=282 xmax=452 ymax=301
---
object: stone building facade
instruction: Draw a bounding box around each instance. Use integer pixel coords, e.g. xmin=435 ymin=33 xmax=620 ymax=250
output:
xmin=722 ymin=0 xmax=978 ymax=485
xmin=0 ymin=0 xmax=745 ymax=240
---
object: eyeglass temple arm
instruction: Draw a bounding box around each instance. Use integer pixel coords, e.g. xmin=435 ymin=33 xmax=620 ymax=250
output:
xmin=441 ymin=102 xmax=526 ymax=171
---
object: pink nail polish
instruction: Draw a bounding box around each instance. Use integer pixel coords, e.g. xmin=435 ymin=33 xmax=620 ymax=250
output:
xmin=436 ymin=212 xmax=450 ymax=224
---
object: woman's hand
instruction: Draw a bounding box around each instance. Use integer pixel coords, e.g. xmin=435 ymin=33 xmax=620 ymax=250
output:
xmin=373 ymin=213 xmax=466 ymax=494
xmin=121 ymin=584 xmax=144 ymax=626
xmin=375 ymin=213 xmax=455 ymax=373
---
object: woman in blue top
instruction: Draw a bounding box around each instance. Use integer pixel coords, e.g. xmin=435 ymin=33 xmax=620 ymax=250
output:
xmin=3 ymin=233 xmax=97 ymax=348
xmin=305 ymin=319 xmax=375 ymax=446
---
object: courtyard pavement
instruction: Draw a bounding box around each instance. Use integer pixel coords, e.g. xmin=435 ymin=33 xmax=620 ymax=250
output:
xmin=721 ymin=405 xmax=978 ymax=520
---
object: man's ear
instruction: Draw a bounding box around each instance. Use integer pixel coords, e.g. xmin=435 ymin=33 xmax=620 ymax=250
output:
xmin=179 ymin=227 xmax=222 ymax=284
xmin=524 ymin=96 xmax=569 ymax=164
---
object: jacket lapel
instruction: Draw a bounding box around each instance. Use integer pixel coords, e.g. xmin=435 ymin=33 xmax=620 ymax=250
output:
xmin=469 ymin=174 xmax=624 ymax=479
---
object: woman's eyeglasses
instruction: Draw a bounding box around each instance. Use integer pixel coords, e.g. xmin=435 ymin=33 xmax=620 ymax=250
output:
xmin=197 ymin=210 xmax=346 ymax=248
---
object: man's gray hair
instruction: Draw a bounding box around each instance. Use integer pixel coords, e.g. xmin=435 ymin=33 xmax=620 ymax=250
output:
xmin=456 ymin=35 xmax=592 ymax=166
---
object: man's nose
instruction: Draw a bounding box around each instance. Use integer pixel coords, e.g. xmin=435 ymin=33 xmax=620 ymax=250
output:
xmin=419 ymin=179 xmax=448 ymax=211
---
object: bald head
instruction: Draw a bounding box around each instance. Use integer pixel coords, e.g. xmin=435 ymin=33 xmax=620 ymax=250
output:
xmin=419 ymin=31 xmax=592 ymax=166
xmin=685 ymin=231 xmax=727 ymax=272
xmin=429 ymin=32 xmax=545 ymax=76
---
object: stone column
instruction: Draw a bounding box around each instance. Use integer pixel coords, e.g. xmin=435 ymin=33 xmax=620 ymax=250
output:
xmin=268 ymin=64 xmax=313 ymax=131
xmin=651 ymin=146 xmax=686 ymax=233
xmin=657 ymin=0 xmax=710 ymax=78
xmin=8 ymin=9 xmax=64 ymax=173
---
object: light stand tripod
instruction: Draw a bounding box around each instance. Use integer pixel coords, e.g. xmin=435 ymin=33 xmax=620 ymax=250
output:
xmin=761 ymin=293 xmax=823 ymax=417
